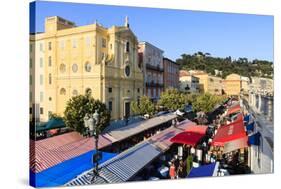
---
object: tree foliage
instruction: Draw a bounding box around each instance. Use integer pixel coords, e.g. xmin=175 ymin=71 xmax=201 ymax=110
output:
xmin=131 ymin=96 xmax=155 ymax=116
xmin=176 ymin=52 xmax=273 ymax=79
xmin=63 ymin=94 xmax=111 ymax=134
xmin=185 ymin=93 xmax=199 ymax=104
xmin=192 ymin=93 xmax=226 ymax=113
xmin=48 ymin=112 xmax=63 ymax=120
xmin=158 ymin=88 xmax=187 ymax=111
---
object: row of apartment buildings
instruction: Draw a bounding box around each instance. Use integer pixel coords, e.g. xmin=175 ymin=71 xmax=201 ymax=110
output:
xmin=138 ymin=42 xmax=179 ymax=101
xmin=30 ymin=16 xmax=179 ymax=122
xmin=179 ymin=70 xmax=273 ymax=96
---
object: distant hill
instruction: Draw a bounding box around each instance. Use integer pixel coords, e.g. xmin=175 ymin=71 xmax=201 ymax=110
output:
xmin=176 ymin=52 xmax=273 ymax=79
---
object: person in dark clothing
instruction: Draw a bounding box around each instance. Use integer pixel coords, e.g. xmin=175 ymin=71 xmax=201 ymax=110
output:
xmin=177 ymin=160 xmax=187 ymax=178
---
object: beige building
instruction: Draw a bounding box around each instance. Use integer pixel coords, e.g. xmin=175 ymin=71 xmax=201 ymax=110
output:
xmin=138 ymin=42 xmax=164 ymax=101
xmin=188 ymin=70 xmax=223 ymax=95
xmin=223 ymin=73 xmax=241 ymax=96
xmin=30 ymin=16 xmax=143 ymax=121
xmin=250 ymin=77 xmax=273 ymax=95
xmin=241 ymin=76 xmax=250 ymax=94
xmin=207 ymin=75 xmax=224 ymax=95
xmin=179 ymin=70 xmax=199 ymax=93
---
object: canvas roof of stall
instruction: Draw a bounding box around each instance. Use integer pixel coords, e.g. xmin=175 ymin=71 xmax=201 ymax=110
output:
xmin=223 ymin=113 xmax=244 ymax=126
xmin=148 ymin=119 xmax=196 ymax=152
xmin=30 ymin=132 xmax=116 ymax=173
xmin=226 ymin=103 xmax=241 ymax=115
xmin=66 ymin=119 xmax=197 ymax=186
xmin=36 ymin=118 xmax=65 ymax=132
xmin=223 ymin=136 xmax=248 ymax=154
xmin=211 ymin=121 xmax=246 ymax=147
xmin=185 ymin=125 xmax=208 ymax=134
xmin=231 ymin=113 xmax=244 ymax=123
xmin=106 ymin=113 xmax=177 ymax=141
xmin=30 ymin=150 xmax=117 ymax=187
xmin=30 ymin=113 xmax=176 ymax=173
xmin=66 ymin=141 xmax=161 ymax=185
xmin=188 ymin=162 xmax=219 ymax=178
xmin=170 ymin=131 xmax=205 ymax=147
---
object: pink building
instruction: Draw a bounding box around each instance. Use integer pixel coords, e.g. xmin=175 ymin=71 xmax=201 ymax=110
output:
xmin=163 ymin=57 xmax=179 ymax=90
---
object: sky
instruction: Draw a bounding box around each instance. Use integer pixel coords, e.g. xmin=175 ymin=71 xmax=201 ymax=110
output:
xmin=30 ymin=1 xmax=274 ymax=62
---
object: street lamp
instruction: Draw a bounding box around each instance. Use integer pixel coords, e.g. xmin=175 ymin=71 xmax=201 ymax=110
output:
xmin=92 ymin=110 xmax=101 ymax=183
xmin=84 ymin=110 xmax=101 ymax=183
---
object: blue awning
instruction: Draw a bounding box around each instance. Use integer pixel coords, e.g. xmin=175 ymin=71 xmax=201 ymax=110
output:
xmin=244 ymin=114 xmax=250 ymax=123
xmin=188 ymin=162 xmax=219 ymax=178
xmin=66 ymin=141 xmax=161 ymax=186
xmin=246 ymin=122 xmax=255 ymax=132
xmin=248 ymin=132 xmax=261 ymax=146
xmin=30 ymin=150 xmax=117 ymax=187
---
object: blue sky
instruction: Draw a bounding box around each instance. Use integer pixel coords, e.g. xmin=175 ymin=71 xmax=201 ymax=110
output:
xmin=30 ymin=1 xmax=274 ymax=62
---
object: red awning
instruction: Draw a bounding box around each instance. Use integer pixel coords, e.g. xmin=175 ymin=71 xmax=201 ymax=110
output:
xmin=223 ymin=136 xmax=248 ymax=154
xmin=223 ymin=113 xmax=244 ymax=126
xmin=211 ymin=121 xmax=246 ymax=147
xmin=170 ymin=131 xmax=205 ymax=147
xmin=185 ymin=125 xmax=208 ymax=135
xmin=232 ymin=113 xmax=243 ymax=123
xmin=226 ymin=103 xmax=241 ymax=115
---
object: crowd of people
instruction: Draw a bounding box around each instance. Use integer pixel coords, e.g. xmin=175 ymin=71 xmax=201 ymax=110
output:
xmin=165 ymin=99 xmax=250 ymax=179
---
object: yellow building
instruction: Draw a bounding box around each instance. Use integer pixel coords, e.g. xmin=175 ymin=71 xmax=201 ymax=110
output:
xmin=223 ymin=73 xmax=241 ymax=96
xmin=189 ymin=70 xmax=223 ymax=95
xmin=30 ymin=37 xmax=46 ymax=122
xmin=30 ymin=16 xmax=143 ymax=121
xmin=207 ymin=75 xmax=224 ymax=95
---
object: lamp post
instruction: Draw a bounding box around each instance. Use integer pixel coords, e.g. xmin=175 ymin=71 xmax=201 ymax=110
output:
xmin=85 ymin=110 xmax=101 ymax=183
xmin=92 ymin=110 xmax=100 ymax=183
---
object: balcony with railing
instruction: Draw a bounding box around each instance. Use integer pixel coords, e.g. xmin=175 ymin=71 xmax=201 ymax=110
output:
xmin=146 ymin=81 xmax=164 ymax=88
xmin=146 ymin=63 xmax=164 ymax=72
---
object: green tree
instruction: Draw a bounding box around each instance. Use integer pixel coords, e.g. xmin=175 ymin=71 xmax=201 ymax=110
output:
xmin=192 ymin=93 xmax=226 ymax=113
xmin=64 ymin=94 xmax=111 ymax=134
xmin=158 ymin=88 xmax=187 ymax=111
xmin=176 ymin=52 xmax=273 ymax=79
xmin=48 ymin=112 xmax=63 ymax=120
xmin=185 ymin=93 xmax=199 ymax=104
xmin=131 ymin=96 xmax=155 ymax=116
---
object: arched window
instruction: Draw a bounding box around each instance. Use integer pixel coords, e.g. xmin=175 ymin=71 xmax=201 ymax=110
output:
xmin=72 ymin=63 xmax=78 ymax=73
xmin=125 ymin=41 xmax=130 ymax=52
xmin=48 ymin=73 xmax=52 ymax=84
xmin=85 ymin=88 xmax=92 ymax=96
xmin=60 ymin=88 xmax=66 ymax=95
xmin=72 ymin=89 xmax=78 ymax=96
xmin=85 ymin=62 xmax=92 ymax=72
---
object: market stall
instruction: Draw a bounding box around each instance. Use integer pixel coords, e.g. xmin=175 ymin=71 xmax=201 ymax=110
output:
xmin=210 ymin=120 xmax=249 ymax=174
xmin=188 ymin=162 xmax=220 ymax=178
xmin=226 ymin=103 xmax=241 ymax=116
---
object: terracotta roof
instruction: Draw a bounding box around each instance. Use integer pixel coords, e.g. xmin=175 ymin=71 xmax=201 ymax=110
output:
xmin=30 ymin=132 xmax=115 ymax=173
xmin=179 ymin=70 xmax=190 ymax=77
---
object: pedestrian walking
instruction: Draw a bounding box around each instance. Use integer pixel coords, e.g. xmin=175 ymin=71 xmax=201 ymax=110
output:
xmin=169 ymin=161 xmax=176 ymax=179
xmin=177 ymin=160 xmax=187 ymax=178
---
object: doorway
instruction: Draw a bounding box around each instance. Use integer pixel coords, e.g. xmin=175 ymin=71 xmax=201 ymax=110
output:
xmin=124 ymin=101 xmax=131 ymax=118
